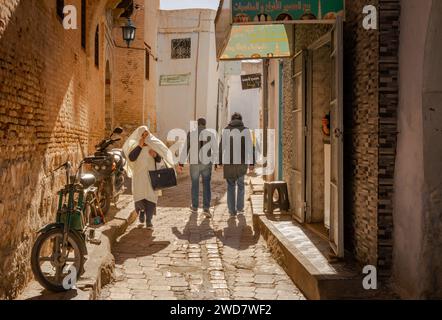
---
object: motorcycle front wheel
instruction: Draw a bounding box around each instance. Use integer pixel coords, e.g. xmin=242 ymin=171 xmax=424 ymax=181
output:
xmin=31 ymin=228 xmax=84 ymax=292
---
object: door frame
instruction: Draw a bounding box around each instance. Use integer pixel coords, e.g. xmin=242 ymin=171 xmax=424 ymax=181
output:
xmin=305 ymin=33 xmax=332 ymax=224
xmin=329 ymin=16 xmax=345 ymax=257
xmin=302 ymin=20 xmax=344 ymax=258
xmin=291 ymin=50 xmax=307 ymax=223
xmin=278 ymin=60 xmax=284 ymax=181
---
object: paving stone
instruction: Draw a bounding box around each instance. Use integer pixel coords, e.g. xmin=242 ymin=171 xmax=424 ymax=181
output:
xmin=151 ymin=290 xmax=176 ymax=297
xmin=110 ymin=287 xmax=130 ymax=293
xmin=110 ymin=293 xmax=132 ymax=300
xmin=234 ymin=286 xmax=256 ymax=292
xmin=256 ymin=288 xmax=277 ymax=295
xmin=132 ymin=295 xmax=154 ymax=300
xmin=233 ymin=291 xmax=255 ymax=298
xmin=126 ymin=273 xmax=146 ymax=279
xmin=150 ymin=285 xmax=171 ymax=291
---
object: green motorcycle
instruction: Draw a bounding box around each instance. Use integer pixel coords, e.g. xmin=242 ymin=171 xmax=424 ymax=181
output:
xmin=31 ymin=160 xmax=104 ymax=292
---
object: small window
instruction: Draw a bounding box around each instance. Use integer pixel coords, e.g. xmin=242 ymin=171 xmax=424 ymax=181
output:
xmin=81 ymin=0 xmax=86 ymax=49
xmin=56 ymin=0 xmax=65 ymax=21
xmin=94 ymin=25 xmax=99 ymax=68
xmin=145 ymin=50 xmax=150 ymax=80
xmin=171 ymin=38 xmax=191 ymax=59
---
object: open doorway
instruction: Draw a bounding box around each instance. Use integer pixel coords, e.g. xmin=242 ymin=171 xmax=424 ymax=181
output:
xmin=289 ymin=18 xmax=344 ymax=258
xmin=306 ymin=34 xmax=332 ymax=240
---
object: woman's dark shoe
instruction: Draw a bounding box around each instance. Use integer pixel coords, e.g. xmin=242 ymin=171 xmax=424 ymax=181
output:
xmin=146 ymin=222 xmax=154 ymax=230
xmin=138 ymin=211 xmax=145 ymax=227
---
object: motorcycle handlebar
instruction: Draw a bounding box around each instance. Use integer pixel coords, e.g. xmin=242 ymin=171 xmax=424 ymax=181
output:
xmin=96 ymin=138 xmax=121 ymax=151
xmin=53 ymin=161 xmax=71 ymax=173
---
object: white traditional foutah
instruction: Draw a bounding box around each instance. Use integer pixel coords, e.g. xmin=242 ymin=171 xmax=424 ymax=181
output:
xmin=122 ymin=126 xmax=175 ymax=204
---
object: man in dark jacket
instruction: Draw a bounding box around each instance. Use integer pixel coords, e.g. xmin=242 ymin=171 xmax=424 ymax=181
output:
xmin=178 ymin=118 xmax=216 ymax=218
xmin=218 ymin=113 xmax=255 ymax=217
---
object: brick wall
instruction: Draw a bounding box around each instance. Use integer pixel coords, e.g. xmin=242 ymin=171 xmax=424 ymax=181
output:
xmin=377 ymin=0 xmax=399 ymax=276
xmin=343 ymin=0 xmax=380 ymax=268
xmin=0 ymin=0 xmax=154 ymax=299
xmin=343 ymin=0 xmax=399 ymax=276
xmin=112 ymin=0 xmax=148 ymax=139
xmin=0 ymin=0 xmax=97 ymax=298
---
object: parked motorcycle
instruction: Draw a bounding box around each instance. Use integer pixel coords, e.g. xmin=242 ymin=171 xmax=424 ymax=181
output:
xmin=31 ymin=161 xmax=103 ymax=292
xmin=86 ymin=127 xmax=126 ymax=215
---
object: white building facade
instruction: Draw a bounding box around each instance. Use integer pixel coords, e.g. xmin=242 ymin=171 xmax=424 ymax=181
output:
xmin=156 ymin=9 xmax=220 ymax=140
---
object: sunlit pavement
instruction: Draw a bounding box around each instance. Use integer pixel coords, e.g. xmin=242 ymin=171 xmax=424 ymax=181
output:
xmin=99 ymin=170 xmax=305 ymax=300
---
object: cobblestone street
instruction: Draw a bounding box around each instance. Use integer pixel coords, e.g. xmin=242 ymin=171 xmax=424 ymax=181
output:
xmin=99 ymin=170 xmax=305 ymax=300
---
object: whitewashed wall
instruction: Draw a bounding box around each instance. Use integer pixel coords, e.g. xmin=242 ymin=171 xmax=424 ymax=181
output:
xmin=156 ymin=9 xmax=218 ymax=140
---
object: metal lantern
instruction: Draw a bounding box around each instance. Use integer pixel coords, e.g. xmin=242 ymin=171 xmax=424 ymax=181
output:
xmin=122 ymin=18 xmax=136 ymax=47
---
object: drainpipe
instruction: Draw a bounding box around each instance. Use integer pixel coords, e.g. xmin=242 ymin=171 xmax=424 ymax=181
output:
xmin=263 ymin=58 xmax=269 ymax=175
xmin=194 ymin=12 xmax=202 ymax=120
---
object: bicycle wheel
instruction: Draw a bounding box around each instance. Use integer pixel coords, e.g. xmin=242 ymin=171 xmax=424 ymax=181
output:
xmin=31 ymin=228 xmax=84 ymax=292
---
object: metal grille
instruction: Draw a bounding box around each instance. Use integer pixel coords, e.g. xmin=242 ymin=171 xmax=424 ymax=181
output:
xmin=171 ymin=38 xmax=191 ymax=59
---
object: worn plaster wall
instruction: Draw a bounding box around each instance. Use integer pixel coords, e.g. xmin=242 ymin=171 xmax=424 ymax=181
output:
xmin=393 ymin=0 xmax=442 ymax=299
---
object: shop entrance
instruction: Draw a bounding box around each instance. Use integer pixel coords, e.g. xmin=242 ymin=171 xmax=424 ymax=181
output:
xmin=290 ymin=18 xmax=344 ymax=257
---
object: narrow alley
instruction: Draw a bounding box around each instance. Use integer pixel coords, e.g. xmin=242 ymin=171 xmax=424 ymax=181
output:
xmin=98 ymin=171 xmax=305 ymax=300
xmin=3 ymin=0 xmax=442 ymax=304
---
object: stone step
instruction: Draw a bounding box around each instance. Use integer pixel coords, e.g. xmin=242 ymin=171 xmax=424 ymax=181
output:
xmin=250 ymin=193 xmax=372 ymax=300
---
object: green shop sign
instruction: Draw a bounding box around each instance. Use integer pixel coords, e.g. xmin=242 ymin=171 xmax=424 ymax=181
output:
xmin=220 ymin=24 xmax=293 ymax=60
xmin=232 ymin=0 xmax=345 ymax=23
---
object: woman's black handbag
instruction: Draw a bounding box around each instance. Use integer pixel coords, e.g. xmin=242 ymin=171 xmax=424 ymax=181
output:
xmin=149 ymin=159 xmax=177 ymax=191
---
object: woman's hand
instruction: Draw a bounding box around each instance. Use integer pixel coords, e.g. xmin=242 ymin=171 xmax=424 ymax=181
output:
xmin=149 ymin=149 xmax=158 ymax=158
xmin=139 ymin=131 xmax=149 ymax=147
xmin=138 ymin=137 xmax=145 ymax=148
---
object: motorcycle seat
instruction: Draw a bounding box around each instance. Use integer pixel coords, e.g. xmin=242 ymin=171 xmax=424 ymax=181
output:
xmin=80 ymin=174 xmax=96 ymax=188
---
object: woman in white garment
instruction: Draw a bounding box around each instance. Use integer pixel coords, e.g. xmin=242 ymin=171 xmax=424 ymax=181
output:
xmin=122 ymin=126 xmax=175 ymax=230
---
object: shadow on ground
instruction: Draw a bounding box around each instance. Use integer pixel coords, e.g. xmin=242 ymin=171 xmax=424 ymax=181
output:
xmin=113 ymin=227 xmax=171 ymax=265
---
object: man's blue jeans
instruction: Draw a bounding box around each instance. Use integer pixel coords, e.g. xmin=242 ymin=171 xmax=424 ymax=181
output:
xmin=190 ymin=164 xmax=212 ymax=210
xmin=226 ymin=175 xmax=245 ymax=215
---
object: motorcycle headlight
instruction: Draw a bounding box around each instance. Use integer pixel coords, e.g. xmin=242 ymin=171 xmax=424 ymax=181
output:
xmin=101 ymin=165 xmax=107 ymax=170
xmin=94 ymin=165 xmax=100 ymax=171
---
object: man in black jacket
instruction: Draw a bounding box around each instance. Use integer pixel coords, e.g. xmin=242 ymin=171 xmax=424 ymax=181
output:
xmin=218 ymin=113 xmax=255 ymax=217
